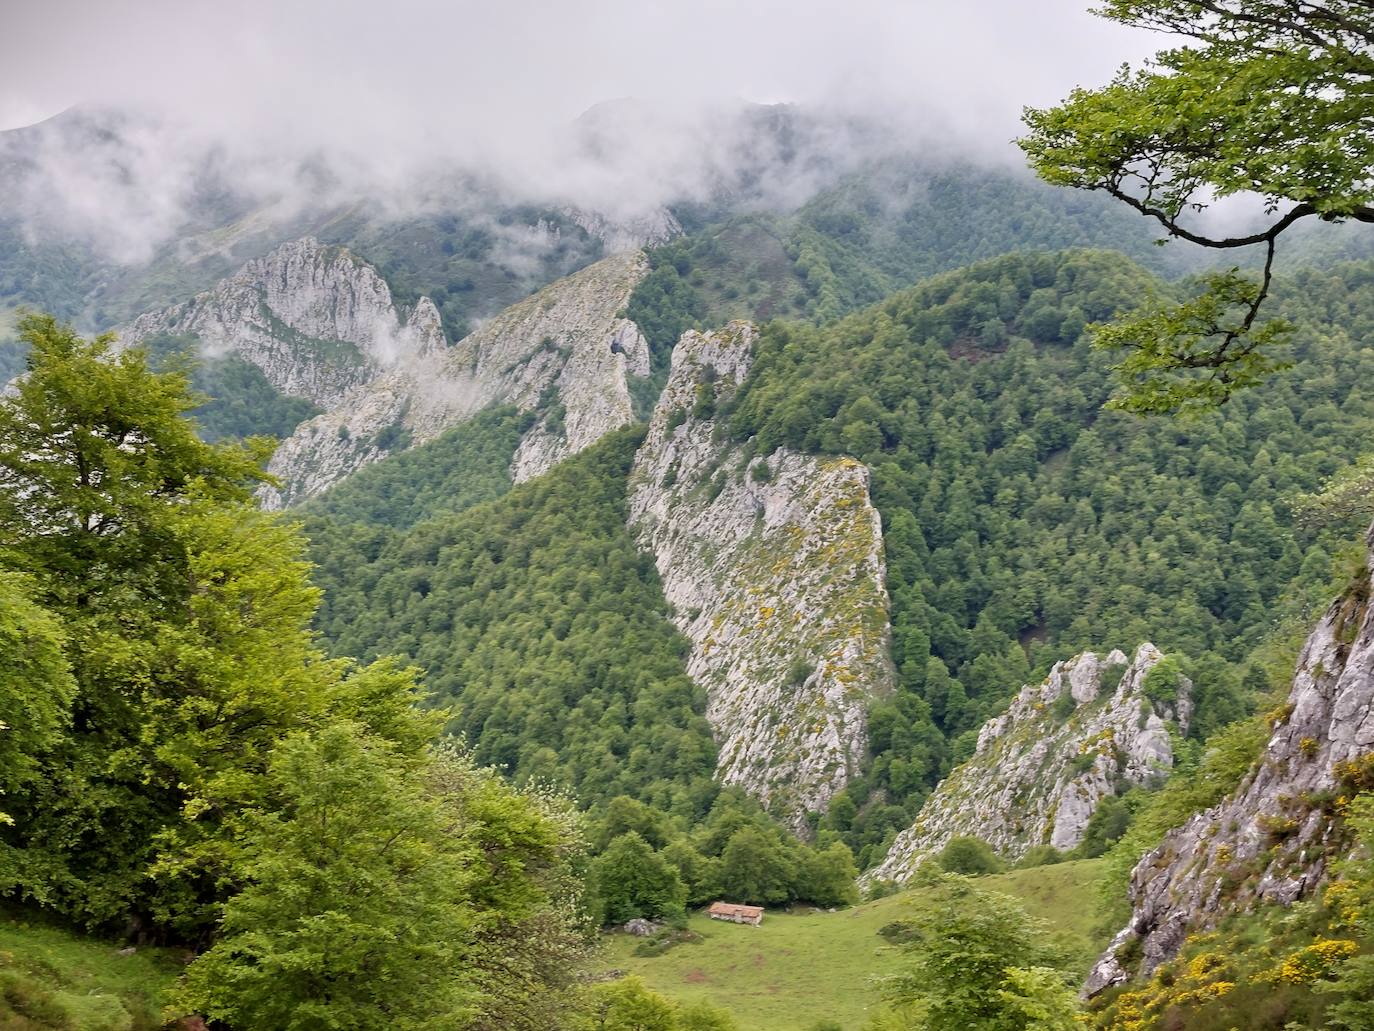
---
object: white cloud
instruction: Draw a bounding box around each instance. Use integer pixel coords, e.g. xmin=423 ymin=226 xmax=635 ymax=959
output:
xmin=0 ymin=0 xmax=1163 ymax=261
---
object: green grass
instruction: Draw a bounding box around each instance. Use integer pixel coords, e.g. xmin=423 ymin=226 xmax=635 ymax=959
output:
xmin=0 ymin=908 xmax=180 ymax=1030
xmin=596 ymin=859 xmax=1108 ymax=1031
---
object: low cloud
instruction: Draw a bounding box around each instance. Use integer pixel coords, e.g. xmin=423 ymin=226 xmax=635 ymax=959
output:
xmin=0 ymin=0 xmax=1162 ymax=263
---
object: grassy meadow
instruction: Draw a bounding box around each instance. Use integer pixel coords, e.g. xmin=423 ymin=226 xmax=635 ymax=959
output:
xmin=597 ymin=859 xmax=1109 ymax=1031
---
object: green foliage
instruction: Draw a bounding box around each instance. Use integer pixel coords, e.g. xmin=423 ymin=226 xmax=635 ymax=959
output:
xmin=1087 ymin=811 xmax=1374 ymax=1031
xmin=1074 ymin=795 xmax=1133 ymax=860
xmin=1020 ymin=0 xmax=1374 ymax=411
xmin=178 ymin=729 xmax=588 ymax=1030
xmin=140 ymin=332 xmax=321 ymax=442
xmin=734 ymin=251 xmax=1374 ymax=856
xmin=936 ymin=836 xmax=1005 ymax=877
xmin=628 ymin=156 xmax=1220 ymax=344
xmin=304 ymin=404 xmax=529 ymax=530
xmin=1017 ymin=845 xmax=1067 ymax=870
xmin=1090 ymin=272 xmax=1293 ymax=414
xmin=0 ymin=577 xmax=73 ymax=826
xmin=574 ymin=976 xmax=738 ymax=1031
xmin=603 ymin=860 xmax=1108 ymax=1030
xmin=592 ymin=833 xmax=688 ymax=926
xmin=624 ymin=255 xmax=706 ymax=374
xmin=332 ymin=208 xmax=604 ymax=342
xmin=1099 ymin=712 xmax=1272 ymax=930
xmin=876 ymin=872 xmax=1081 ymax=1030
xmin=718 ymin=826 xmax=796 ymax=906
xmin=593 ymin=791 xmax=859 ymax=910
xmin=1140 ymin=656 xmax=1186 ymax=711
xmin=307 ymin=428 xmax=721 ymax=816
xmin=1294 ymin=453 xmax=1374 ymax=534
xmin=176 ymin=723 xmax=475 ymax=1029
xmin=0 ymin=316 xmax=590 ymax=1026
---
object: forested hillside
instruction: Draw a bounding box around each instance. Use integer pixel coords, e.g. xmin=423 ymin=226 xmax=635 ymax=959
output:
xmin=724 ymin=251 xmax=1374 ymax=861
xmin=307 ymin=428 xmax=721 ymax=816
xmin=297 ymin=249 xmax=1374 ymax=871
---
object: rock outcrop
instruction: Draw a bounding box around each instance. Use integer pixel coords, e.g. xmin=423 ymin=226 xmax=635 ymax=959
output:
xmin=564 ymin=206 xmax=683 ymax=252
xmin=122 ymin=236 xmax=652 ymax=506
xmin=121 ymin=238 xmax=434 ymax=407
xmin=261 ymin=249 xmax=649 ymax=506
xmin=867 ymin=644 xmax=1191 ymax=884
xmin=1086 ymin=534 xmax=1374 ymax=995
xmin=627 ymin=323 xmax=895 ymax=830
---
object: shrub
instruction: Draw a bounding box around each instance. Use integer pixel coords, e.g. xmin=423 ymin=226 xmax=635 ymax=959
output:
xmin=936 ymin=836 xmax=1004 ymax=876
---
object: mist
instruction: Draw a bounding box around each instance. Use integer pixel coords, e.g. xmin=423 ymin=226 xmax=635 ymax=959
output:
xmin=0 ymin=0 xmax=1162 ymax=263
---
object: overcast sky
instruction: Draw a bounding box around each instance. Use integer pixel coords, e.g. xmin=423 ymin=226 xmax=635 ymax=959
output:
xmin=0 ymin=1 xmax=1165 ymax=264
xmin=1 ymin=0 xmax=1154 ymax=146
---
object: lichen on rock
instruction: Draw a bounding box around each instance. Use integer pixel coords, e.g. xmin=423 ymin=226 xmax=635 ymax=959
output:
xmin=627 ymin=322 xmax=895 ymax=831
xmin=124 ymin=238 xmax=652 ymax=506
xmin=866 ymin=643 xmax=1191 ymax=885
xmin=1085 ymin=532 xmax=1374 ymax=995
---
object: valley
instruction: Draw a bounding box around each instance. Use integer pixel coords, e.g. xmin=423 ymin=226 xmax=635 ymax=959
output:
xmin=3 ymin=3 xmax=1374 ymax=1028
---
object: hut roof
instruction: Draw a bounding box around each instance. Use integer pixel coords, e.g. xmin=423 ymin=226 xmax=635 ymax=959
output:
xmin=708 ymin=902 xmax=764 ymax=918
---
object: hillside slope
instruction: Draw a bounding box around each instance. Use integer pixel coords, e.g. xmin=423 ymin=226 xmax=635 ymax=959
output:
xmin=1087 ymin=526 xmax=1374 ymax=993
xmin=629 ymin=323 xmax=894 ymax=828
xmin=868 ymin=644 xmax=1191 ymax=881
xmin=263 ymin=249 xmax=650 ymax=504
xmin=599 ymin=860 xmax=1108 ymax=1031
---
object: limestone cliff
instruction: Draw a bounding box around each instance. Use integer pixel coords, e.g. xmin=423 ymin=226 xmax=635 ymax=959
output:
xmin=1086 ymin=533 xmax=1374 ymax=994
xmin=261 ymin=249 xmax=649 ymax=506
xmin=122 ymin=236 xmax=651 ymax=506
xmin=121 ymin=237 xmax=434 ymax=407
xmin=627 ymin=323 xmax=895 ymax=830
xmin=867 ymin=644 xmax=1192 ymax=884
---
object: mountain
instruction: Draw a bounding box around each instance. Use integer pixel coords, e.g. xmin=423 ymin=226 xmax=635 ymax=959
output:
xmin=628 ymin=322 xmax=895 ymax=828
xmin=262 ymin=248 xmax=650 ymax=505
xmin=274 ymin=248 xmax=1374 ymax=870
xmin=120 ymin=237 xmax=440 ymax=407
xmin=1087 ymin=531 xmax=1374 ymax=994
xmin=114 ymin=237 xmax=652 ymax=504
xmin=868 ymin=643 xmax=1191 ymax=882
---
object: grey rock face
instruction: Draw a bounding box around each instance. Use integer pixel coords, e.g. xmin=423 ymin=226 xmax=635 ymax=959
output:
xmin=627 ymin=323 xmax=895 ymax=831
xmin=259 ymin=249 xmax=650 ymax=506
xmin=1086 ymin=533 xmax=1374 ymax=996
xmin=866 ymin=644 xmax=1190 ymax=885
xmin=564 ymin=206 xmax=683 ymax=252
xmin=124 ymin=237 xmax=651 ymax=506
xmin=121 ymin=237 xmax=426 ymax=407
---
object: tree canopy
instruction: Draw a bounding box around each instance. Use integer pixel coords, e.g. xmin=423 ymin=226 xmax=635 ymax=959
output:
xmin=0 ymin=315 xmax=590 ymax=1026
xmin=1020 ymin=1 xmax=1374 ymax=412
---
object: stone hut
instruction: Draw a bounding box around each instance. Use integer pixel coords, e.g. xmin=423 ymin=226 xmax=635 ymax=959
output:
xmin=707 ymin=902 xmax=764 ymax=926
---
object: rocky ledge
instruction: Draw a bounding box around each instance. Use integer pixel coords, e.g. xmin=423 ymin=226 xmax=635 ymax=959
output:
xmin=1086 ymin=531 xmax=1374 ymax=994
xmin=627 ymin=322 xmax=895 ymax=831
xmin=867 ymin=644 xmax=1191 ymax=884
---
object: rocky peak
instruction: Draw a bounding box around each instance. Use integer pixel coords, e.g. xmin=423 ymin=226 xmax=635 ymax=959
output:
xmin=866 ymin=643 xmax=1191 ymax=884
xmin=1086 ymin=533 xmax=1374 ymax=995
xmin=260 ymin=250 xmax=651 ymax=507
xmin=120 ymin=237 xmax=434 ymax=407
xmin=627 ymin=323 xmax=895 ymax=831
xmin=564 ymin=206 xmax=683 ymax=252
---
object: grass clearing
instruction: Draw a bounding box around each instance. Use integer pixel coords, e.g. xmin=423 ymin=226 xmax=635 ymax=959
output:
xmin=0 ymin=907 xmax=180 ymax=1030
xmin=596 ymin=859 xmax=1108 ymax=1031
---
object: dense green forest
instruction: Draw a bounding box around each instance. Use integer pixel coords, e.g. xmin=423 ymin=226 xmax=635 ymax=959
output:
xmin=307 ymin=428 xmax=721 ymax=816
xmin=639 ymin=249 xmax=1371 ymax=862
xmin=301 ymin=250 xmax=1374 ymax=872
xmin=0 ymin=317 xmax=611 ymax=1029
